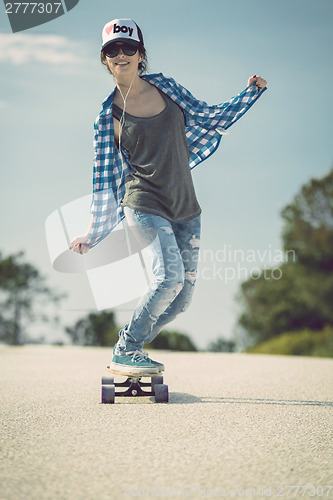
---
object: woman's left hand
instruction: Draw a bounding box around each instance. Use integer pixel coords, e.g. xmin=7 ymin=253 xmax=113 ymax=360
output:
xmin=69 ymin=235 xmax=89 ymax=255
xmin=248 ymin=75 xmax=267 ymax=89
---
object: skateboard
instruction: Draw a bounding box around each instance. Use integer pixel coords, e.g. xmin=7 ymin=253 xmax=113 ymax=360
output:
xmin=101 ymin=366 xmax=169 ymax=404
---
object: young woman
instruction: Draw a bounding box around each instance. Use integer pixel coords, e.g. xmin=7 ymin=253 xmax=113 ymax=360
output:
xmin=69 ymin=18 xmax=267 ymax=374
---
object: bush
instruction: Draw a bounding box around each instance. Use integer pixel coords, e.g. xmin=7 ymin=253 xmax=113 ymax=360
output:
xmin=206 ymin=337 xmax=236 ymax=352
xmin=245 ymin=326 xmax=333 ymax=357
xmin=146 ymin=330 xmax=197 ymax=351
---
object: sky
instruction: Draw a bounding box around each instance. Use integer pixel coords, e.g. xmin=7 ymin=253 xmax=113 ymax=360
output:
xmin=0 ymin=0 xmax=332 ymax=349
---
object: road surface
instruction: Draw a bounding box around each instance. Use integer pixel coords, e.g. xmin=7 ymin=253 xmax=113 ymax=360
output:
xmin=1 ymin=346 xmax=332 ymax=499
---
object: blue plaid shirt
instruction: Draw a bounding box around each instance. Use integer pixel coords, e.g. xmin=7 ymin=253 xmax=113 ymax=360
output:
xmin=86 ymin=73 xmax=267 ymax=248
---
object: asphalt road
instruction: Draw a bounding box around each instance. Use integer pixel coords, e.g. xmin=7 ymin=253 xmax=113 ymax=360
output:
xmin=1 ymin=346 xmax=332 ymax=500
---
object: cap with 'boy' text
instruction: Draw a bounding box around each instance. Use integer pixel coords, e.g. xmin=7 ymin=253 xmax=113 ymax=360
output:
xmin=101 ymin=18 xmax=143 ymax=51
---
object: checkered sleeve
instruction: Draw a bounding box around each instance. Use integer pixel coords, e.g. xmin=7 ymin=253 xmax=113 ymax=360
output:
xmin=149 ymin=74 xmax=267 ymax=169
xmin=170 ymin=77 xmax=266 ymax=131
xmin=89 ymin=116 xmax=100 ymax=216
xmin=85 ymin=111 xmax=129 ymax=249
xmin=214 ymin=83 xmax=267 ymax=131
xmin=146 ymin=74 xmax=266 ymax=169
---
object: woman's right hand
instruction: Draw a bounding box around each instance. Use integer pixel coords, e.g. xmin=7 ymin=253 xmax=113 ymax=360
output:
xmin=247 ymin=75 xmax=267 ymax=89
xmin=69 ymin=235 xmax=89 ymax=255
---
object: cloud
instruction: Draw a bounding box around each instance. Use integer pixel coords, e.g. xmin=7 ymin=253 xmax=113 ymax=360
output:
xmin=0 ymin=32 xmax=87 ymax=65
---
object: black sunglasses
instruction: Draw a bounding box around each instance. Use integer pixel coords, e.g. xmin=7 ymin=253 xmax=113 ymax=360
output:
xmin=103 ymin=43 xmax=138 ymax=58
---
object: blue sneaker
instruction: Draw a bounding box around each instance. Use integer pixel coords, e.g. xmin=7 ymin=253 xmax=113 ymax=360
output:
xmin=140 ymin=350 xmax=165 ymax=372
xmin=109 ymin=347 xmax=159 ymax=375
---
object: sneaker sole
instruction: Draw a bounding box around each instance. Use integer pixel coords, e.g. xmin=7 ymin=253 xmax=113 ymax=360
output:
xmin=152 ymin=364 xmax=165 ymax=371
xmin=107 ymin=362 xmax=159 ymax=375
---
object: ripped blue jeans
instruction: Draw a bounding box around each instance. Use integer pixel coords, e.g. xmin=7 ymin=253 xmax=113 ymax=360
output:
xmin=115 ymin=206 xmax=201 ymax=354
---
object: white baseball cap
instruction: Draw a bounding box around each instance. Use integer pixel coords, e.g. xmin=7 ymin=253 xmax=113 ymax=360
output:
xmin=101 ymin=18 xmax=143 ymax=52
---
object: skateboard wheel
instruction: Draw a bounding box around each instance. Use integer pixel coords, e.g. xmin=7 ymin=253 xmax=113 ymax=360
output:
xmin=101 ymin=376 xmax=114 ymax=385
xmin=101 ymin=385 xmax=115 ymax=404
xmin=151 ymin=376 xmax=163 ymax=391
xmin=154 ymin=384 xmax=168 ymax=403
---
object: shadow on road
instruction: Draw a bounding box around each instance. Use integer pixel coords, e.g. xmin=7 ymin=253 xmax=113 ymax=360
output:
xmin=170 ymin=393 xmax=333 ymax=406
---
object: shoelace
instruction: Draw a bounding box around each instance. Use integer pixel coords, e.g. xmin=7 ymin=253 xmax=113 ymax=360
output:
xmin=139 ymin=350 xmax=159 ymax=363
xmin=126 ymin=350 xmax=149 ymax=363
xmin=139 ymin=350 xmax=163 ymax=367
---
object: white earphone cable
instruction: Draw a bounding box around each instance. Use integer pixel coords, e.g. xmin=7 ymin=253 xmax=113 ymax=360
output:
xmin=116 ymin=71 xmax=136 ymax=221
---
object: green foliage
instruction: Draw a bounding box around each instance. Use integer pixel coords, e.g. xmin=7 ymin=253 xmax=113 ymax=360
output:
xmin=237 ymin=168 xmax=333 ymax=350
xmin=238 ymin=262 xmax=333 ymax=343
xmin=281 ymin=168 xmax=333 ymax=270
xmin=246 ymin=326 xmax=333 ymax=357
xmin=146 ymin=330 xmax=197 ymax=351
xmin=0 ymin=251 xmax=66 ymax=345
xmin=206 ymin=337 xmax=236 ymax=352
xmin=66 ymin=314 xmax=197 ymax=350
xmin=65 ymin=311 xmax=118 ymax=346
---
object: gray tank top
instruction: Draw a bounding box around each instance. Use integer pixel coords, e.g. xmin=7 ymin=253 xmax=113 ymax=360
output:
xmin=113 ymin=89 xmax=201 ymax=222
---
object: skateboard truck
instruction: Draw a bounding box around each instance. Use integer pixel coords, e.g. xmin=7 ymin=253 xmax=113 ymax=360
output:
xmin=101 ymin=369 xmax=169 ymax=404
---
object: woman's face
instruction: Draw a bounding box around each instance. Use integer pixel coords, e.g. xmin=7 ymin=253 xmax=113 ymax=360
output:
xmin=105 ymin=42 xmax=141 ymax=78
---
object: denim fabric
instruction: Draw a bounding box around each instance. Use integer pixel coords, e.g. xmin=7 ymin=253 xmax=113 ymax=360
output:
xmin=115 ymin=206 xmax=201 ymax=354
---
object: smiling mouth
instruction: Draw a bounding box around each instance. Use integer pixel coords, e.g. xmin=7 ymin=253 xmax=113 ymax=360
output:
xmin=116 ymin=62 xmax=129 ymax=66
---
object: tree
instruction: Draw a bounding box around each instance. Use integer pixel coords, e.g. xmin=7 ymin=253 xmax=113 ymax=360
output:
xmin=0 ymin=251 xmax=66 ymax=345
xmin=207 ymin=337 xmax=236 ymax=352
xmin=65 ymin=311 xmax=118 ymax=346
xmin=237 ymin=168 xmax=333 ymax=346
xmin=238 ymin=262 xmax=333 ymax=344
xmin=147 ymin=330 xmax=197 ymax=351
xmin=282 ymin=168 xmax=333 ymax=270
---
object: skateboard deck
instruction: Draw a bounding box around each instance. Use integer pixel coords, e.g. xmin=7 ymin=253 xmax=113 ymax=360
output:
xmin=101 ymin=366 xmax=168 ymax=404
xmin=106 ymin=366 xmax=163 ymax=378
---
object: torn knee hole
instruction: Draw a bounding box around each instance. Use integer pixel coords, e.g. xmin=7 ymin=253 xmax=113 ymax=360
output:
xmin=185 ymin=271 xmax=197 ymax=284
xmin=189 ymin=236 xmax=200 ymax=248
xmin=161 ymin=226 xmax=173 ymax=235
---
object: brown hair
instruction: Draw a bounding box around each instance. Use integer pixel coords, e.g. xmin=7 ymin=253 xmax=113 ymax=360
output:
xmin=100 ymin=44 xmax=148 ymax=76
